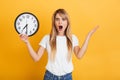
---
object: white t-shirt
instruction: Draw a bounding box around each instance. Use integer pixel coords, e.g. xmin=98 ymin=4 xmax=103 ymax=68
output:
xmin=39 ymin=34 xmax=79 ymax=76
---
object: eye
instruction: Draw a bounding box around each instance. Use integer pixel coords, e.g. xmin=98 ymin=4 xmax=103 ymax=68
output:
xmin=55 ymin=18 xmax=59 ymax=21
xmin=62 ymin=18 xmax=66 ymax=21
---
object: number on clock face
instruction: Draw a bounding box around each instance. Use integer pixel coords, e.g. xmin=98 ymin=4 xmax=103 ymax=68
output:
xmin=14 ymin=12 xmax=39 ymax=37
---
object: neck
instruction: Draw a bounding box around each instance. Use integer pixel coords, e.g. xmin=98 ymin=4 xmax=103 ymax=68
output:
xmin=58 ymin=32 xmax=65 ymax=36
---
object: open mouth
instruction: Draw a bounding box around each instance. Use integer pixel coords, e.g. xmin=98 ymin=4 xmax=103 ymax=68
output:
xmin=59 ymin=26 xmax=63 ymax=30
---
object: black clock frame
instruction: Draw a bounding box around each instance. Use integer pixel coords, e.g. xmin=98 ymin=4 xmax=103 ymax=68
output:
xmin=14 ymin=12 xmax=39 ymax=37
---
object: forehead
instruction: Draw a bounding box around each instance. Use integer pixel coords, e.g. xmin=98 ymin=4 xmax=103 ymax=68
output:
xmin=55 ymin=13 xmax=66 ymax=18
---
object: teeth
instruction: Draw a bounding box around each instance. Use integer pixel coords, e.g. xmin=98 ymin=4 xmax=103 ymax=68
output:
xmin=59 ymin=26 xmax=63 ymax=29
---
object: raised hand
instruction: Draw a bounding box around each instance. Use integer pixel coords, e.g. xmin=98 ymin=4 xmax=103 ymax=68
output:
xmin=87 ymin=25 xmax=99 ymax=38
xmin=19 ymin=34 xmax=29 ymax=44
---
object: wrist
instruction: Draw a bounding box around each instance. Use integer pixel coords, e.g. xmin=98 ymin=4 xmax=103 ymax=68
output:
xmin=25 ymin=40 xmax=30 ymax=45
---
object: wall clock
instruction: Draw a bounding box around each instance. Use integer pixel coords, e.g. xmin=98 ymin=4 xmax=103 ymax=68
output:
xmin=14 ymin=12 xmax=39 ymax=37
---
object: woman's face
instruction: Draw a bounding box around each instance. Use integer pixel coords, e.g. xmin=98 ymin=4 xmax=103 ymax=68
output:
xmin=54 ymin=13 xmax=68 ymax=35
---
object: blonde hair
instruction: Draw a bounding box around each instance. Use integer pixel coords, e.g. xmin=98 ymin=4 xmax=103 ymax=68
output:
xmin=50 ymin=9 xmax=72 ymax=61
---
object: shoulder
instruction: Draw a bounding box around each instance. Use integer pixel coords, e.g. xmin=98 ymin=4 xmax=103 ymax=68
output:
xmin=42 ymin=34 xmax=50 ymax=38
xmin=72 ymin=34 xmax=79 ymax=46
xmin=44 ymin=34 xmax=50 ymax=38
xmin=72 ymin=34 xmax=78 ymax=39
xmin=72 ymin=34 xmax=79 ymax=42
xmin=41 ymin=34 xmax=50 ymax=41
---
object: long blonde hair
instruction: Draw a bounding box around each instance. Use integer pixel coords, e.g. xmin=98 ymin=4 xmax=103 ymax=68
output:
xmin=50 ymin=9 xmax=72 ymax=61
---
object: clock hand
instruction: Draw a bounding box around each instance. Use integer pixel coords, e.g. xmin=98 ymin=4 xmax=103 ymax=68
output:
xmin=21 ymin=24 xmax=28 ymax=33
xmin=26 ymin=25 xmax=28 ymax=35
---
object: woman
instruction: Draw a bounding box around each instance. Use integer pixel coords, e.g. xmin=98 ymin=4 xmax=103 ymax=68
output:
xmin=20 ymin=8 xmax=99 ymax=80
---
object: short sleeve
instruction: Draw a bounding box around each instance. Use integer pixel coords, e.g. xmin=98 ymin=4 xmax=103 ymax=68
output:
xmin=72 ymin=35 xmax=79 ymax=47
xmin=39 ymin=35 xmax=49 ymax=48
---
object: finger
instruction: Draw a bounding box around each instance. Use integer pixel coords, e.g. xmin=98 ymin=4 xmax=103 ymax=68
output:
xmin=20 ymin=34 xmax=25 ymax=40
xmin=19 ymin=34 xmax=23 ymax=37
xmin=24 ymin=35 xmax=28 ymax=40
xmin=20 ymin=34 xmax=27 ymax=38
xmin=19 ymin=34 xmax=25 ymax=37
xmin=94 ymin=25 xmax=99 ymax=30
xmin=92 ymin=26 xmax=99 ymax=33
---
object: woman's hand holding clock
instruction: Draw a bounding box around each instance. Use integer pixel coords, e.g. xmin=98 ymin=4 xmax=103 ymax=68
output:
xmin=19 ymin=34 xmax=29 ymax=44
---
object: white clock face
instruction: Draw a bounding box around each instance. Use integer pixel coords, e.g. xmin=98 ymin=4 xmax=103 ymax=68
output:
xmin=14 ymin=12 xmax=39 ymax=36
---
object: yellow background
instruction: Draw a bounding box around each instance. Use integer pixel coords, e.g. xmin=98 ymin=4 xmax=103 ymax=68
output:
xmin=0 ymin=0 xmax=120 ymax=80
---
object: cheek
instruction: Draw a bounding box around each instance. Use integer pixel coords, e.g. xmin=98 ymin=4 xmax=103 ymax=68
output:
xmin=54 ymin=22 xmax=59 ymax=30
xmin=63 ymin=21 xmax=68 ymax=27
xmin=55 ymin=21 xmax=58 ymax=26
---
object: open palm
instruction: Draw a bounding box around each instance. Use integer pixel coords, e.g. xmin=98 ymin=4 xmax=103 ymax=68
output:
xmin=88 ymin=25 xmax=99 ymax=37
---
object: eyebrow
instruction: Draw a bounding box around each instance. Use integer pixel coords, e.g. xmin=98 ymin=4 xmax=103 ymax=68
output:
xmin=55 ymin=17 xmax=66 ymax=20
xmin=55 ymin=17 xmax=59 ymax=20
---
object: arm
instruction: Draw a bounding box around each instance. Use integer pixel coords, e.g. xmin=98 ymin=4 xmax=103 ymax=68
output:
xmin=20 ymin=34 xmax=45 ymax=62
xmin=74 ymin=26 xmax=99 ymax=59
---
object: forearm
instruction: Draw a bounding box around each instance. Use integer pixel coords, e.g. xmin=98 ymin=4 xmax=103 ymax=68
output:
xmin=77 ymin=35 xmax=90 ymax=59
xmin=25 ymin=41 xmax=39 ymax=62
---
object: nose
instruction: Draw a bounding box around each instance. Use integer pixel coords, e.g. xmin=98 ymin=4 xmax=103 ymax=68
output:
xmin=59 ymin=19 xmax=62 ymax=25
